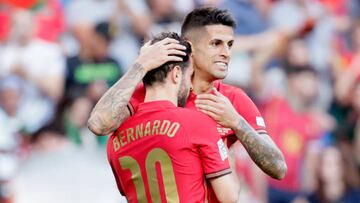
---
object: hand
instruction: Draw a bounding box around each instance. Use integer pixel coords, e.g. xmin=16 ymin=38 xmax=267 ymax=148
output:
xmin=135 ymin=38 xmax=187 ymax=72
xmin=195 ymin=87 xmax=240 ymax=129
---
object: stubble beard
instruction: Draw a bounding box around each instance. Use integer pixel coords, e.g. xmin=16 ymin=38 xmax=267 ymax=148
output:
xmin=177 ymin=79 xmax=190 ymax=107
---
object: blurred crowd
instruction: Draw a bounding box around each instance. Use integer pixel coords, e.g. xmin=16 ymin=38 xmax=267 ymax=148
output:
xmin=0 ymin=0 xmax=360 ymax=203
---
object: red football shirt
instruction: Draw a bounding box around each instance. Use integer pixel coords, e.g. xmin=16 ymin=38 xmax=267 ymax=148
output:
xmin=130 ymin=81 xmax=267 ymax=148
xmin=129 ymin=81 xmax=267 ymax=203
xmin=107 ymin=101 xmax=231 ymax=203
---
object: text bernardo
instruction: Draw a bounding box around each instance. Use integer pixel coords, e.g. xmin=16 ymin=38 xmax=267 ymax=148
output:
xmin=113 ymin=120 xmax=180 ymax=151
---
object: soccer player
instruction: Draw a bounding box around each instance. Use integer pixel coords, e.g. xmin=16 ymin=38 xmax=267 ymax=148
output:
xmin=107 ymin=32 xmax=239 ymax=202
xmin=89 ymin=7 xmax=286 ymax=180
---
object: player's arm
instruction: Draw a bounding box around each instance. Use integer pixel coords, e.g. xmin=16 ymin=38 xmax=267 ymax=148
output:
xmin=232 ymin=118 xmax=286 ymax=180
xmin=109 ymin=159 xmax=126 ymax=196
xmin=195 ymin=88 xmax=287 ymax=180
xmin=208 ymin=173 xmax=239 ymax=203
xmin=190 ymin=114 xmax=240 ymax=202
xmin=87 ymin=38 xmax=187 ymax=135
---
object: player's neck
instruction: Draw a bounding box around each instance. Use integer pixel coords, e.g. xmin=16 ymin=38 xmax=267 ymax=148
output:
xmin=191 ymin=75 xmax=214 ymax=94
xmin=144 ymin=86 xmax=178 ymax=106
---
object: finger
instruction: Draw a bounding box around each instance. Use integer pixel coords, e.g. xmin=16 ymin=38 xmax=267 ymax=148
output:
xmin=195 ymin=99 xmax=221 ymax=109
xmin=164 ymin=43 xmax=187 ymax=50
xmin=212 ymin=87 xmax=229 ymax=103
xmin=142 ymin=40 xmax=152 ymax=48
xmin=196 ymin=93 xmax=220 ymax=102
xmin=159 ymin=37 xmax=180 ymax=45
xmin=212 ymin=87 xmax=228 ymax=101
xmin=199 ymin=109 xmax=219 ymax=120
xmin=195 ymin=103 xmax=222 ymax=115
xmin=167 ymin=49 xmax=186 ymax=56
xmin=166 ymin=56 xmax=183 ymax=62
xmin=212 ymin=87 xmax=222 ymax=96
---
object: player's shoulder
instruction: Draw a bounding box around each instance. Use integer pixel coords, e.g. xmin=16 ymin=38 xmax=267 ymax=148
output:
xmin=134 ymin=82 xmax=145 ymax=92
xmin=173 ymin=108 xmax=217 ymax=127
xmin=172 ymin=108 xmax=219 ymax=140
xmin=173 ymin=108 xmax=211 ymax=120
xmin=215 ymin=81 xmax=247 ymax=97
xmin=215 ymin=81 xmax=253 ymax=105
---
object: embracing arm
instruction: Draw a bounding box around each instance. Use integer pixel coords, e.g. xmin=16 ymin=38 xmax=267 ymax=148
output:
xmin=87 ymin=63 xmax=146 ymax=135
xmin=195 ymin=88 xmax=287 ymax=179
xmin=233 ymin=117 xmax=287 ymax=180
xmin=87 ymin=38 xmax=186 ymax=135
xmin=209 ymin=173 xmax=240 ymax=203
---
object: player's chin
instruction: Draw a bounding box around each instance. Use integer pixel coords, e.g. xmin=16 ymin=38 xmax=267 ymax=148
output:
xmin=213 ymin=71 xmax=227 ymax=80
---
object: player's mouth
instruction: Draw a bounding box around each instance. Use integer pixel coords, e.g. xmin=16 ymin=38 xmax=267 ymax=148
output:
xmin=214 ymin=61 xmax=228 ymax=71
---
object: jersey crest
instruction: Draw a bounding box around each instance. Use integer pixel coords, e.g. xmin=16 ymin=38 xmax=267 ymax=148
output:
xmin=216 ymin=124 xmax=232 ymax=137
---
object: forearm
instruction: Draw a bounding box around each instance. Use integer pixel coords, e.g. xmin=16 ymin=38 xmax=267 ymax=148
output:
xmin=234 ymin=117 xmax=287 ymax=179
xmin=87 ymin=63 xmax=146 ymax=135
xmin=210 ymin=173 xmax=240 ymax=203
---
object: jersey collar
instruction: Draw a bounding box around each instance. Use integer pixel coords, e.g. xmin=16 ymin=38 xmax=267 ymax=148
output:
xmin=189 ymin=80 xmax=221 ymax=97
xmin=137 ymin=100 xmax=177 ymax=112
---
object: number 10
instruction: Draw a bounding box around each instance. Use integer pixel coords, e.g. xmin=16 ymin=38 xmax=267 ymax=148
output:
xmin=119 ymin=148 xmax=179 ymax=202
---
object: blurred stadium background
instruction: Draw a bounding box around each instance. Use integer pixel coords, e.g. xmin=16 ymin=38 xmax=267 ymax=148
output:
xmin=0 ymin=0 xmax=360 ymax=202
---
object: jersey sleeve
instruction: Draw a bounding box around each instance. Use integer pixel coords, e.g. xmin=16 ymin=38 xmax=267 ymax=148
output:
xmin=128 ymin=83 xmax=145 ymax=114
xmin=109 ymin=159 xmax=126 ymax=196
xmin=232 ymin=88 xmax=267 ymax=133
xmin=187 ymin=112 xmax=231 ymax=179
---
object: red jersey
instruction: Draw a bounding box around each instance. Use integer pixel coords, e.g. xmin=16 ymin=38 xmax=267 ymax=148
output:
xmin=107 ymin=101 xmax=231 ymax=203
xmin=129 ymin=81 xmax=267 ymax=203
xmin=260 ymin=96 xmax=322 ymax=191
xmin=130 ymin=81 xmax=267 ymax=148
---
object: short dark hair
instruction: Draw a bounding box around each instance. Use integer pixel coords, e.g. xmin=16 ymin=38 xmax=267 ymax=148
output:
xmin=181 ymin=7 xmax=236 ymax=36
xmin=142 ymin=32 xmax=192 ymax=86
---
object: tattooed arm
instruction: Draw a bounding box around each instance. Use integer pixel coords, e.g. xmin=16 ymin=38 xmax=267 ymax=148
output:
xmin=195 ymin=88 xmax=287 ymax=179
xmin=233 ymin=118 xmax=287 ymax=179
xmin=87 ymin=38 xmax=187 ymax=135
xmin=87 ymin=63 xmax=145 ymax=135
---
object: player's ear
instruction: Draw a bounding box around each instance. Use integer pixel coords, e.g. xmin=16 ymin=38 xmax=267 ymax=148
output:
xmin=171 ymin=65 xmax=182 ymax=84
xmin=186 ymin=40 xmax=194 ymax=58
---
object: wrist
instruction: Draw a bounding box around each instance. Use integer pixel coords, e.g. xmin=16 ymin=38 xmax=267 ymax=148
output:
xmin=231 ymin=114 xmax=242 ymax=131
xmin=133 ymin=60 xmax=149 ymax=72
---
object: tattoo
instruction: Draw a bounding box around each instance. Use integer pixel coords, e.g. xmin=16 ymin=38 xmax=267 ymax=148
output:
xmin=234 ymin=118 xmax=287 ymax=179
xmin=88 ymin=63 xmax=146 ymax=135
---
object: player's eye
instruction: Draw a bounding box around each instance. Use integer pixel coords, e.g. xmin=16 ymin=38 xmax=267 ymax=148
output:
xmin=211 ymin=40 xmax=221 ymax=47
xmin=228 ymin=41 xmax=234 ymax=49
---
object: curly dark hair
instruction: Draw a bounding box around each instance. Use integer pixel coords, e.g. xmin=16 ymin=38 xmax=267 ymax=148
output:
xmin=143 ymin=32 xmax=192 ymax=86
